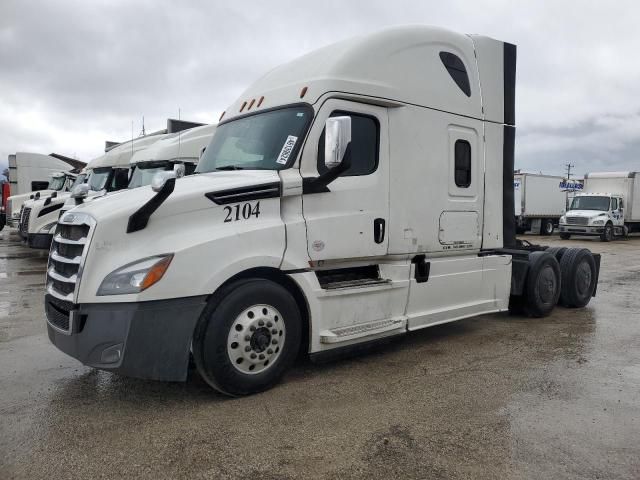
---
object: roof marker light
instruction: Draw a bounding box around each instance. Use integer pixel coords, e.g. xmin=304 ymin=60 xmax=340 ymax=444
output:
xmin=300 ymin=86 xmax=308 ymax=98
xmin=240 ymin=101 xmax=247 ymax=112
xmin=248 ymin=98 xmax=256 ymax=110
xmin=257 ymin=96 xmax=264 ymax=107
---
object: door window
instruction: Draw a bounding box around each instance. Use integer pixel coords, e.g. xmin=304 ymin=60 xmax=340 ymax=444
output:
xmin=317 ymin=112 xmax=379 ymax=176
xmin=454 ymin=140 xmax=472 ymax=188
xmin=611 ymin=198 xmax=618 ymax=210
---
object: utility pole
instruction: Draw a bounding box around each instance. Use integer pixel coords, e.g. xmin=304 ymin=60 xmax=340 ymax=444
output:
xmin=565 ymin=162 xmax=575 ymax=180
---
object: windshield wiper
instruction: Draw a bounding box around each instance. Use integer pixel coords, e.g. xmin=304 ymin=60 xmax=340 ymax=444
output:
xmin=215 ymin=166 xmax=245 ymax=171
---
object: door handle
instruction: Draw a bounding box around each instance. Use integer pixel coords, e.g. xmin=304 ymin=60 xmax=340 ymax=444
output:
xmin=374 ymin=218 xmax=385 ymax=244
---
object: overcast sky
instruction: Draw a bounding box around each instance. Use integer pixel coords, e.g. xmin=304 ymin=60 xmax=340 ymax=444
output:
xmin=1 ymin=0 xmax=639 ymax=179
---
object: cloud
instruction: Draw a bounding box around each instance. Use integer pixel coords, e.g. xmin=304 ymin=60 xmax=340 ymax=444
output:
xmin=1 ymin=0 xmax=639 ymax=178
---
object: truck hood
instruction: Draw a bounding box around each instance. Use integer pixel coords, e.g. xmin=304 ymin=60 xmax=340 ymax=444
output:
xmin=565 ymin=210 xmax=608 ymax=219
xmin=66 ymin=170 xmax=281 ymax=224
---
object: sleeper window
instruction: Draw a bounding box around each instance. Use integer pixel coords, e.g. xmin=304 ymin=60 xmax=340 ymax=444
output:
xmin=454 ymin=140 xmax=472 ymax=188
xmin=318 ymin=112 xmax=379 ymax=176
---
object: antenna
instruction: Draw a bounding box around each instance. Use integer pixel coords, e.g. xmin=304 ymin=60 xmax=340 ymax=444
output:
xmin=140 ymin=116 xmax=146 ymax=137
xmin=177 ymin=108 xmax=181 ymax=158
xmin=131 ymin=120 xmax=134 ymax=158
xmin=565 ymin=162 xmax=575 ymax=179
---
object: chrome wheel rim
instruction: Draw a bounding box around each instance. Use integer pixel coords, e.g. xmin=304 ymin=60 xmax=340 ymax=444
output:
xmin=227 ymin=304 xmax=285 ymax=375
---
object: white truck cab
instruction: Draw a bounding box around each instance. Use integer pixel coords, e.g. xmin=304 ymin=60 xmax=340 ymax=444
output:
xmin=46 ymin=26 xmax=601 ymax=396
xmin=19 ymin=172 xmax=84 ymax=247
xmin=559 ymin=171 xmax=640 ymax=241
xmin=8 ymin=170 xmax=78 ymax=229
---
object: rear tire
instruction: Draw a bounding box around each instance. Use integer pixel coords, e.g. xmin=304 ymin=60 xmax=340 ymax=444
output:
xmin=523 ymin=251 xmax=561 ymax=317
xmin=541 ymin=218 xmax=554 ymax=236
xmin=600 ymin=222 xmax=613 ymax=242
xmin=193 ymin=278 xmax=302 ymax=396
xmin=545 ymin=246 xmax=567 ymax=262
xmin=559 ymin=248 xmax=597 ymax=308
xmin=559 ymin=233 xmax=571 ymax=240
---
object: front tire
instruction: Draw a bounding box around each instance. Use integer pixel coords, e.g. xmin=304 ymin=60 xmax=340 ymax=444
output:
xmin=600 ymin=222 xmax=614 ymax=242
xmin=193 ymin=278 xmax=302 ymax=396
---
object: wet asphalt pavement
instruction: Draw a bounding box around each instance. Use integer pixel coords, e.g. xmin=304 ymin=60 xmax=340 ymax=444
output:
xmin=1 ymin=227 xmax=639 ymax=479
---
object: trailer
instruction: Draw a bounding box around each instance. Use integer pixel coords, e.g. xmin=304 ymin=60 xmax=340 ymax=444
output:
xmin=559 ymin=171 xmax=640 ymax=241
xmin=45 ymin=26 xmax=600 ymax=396
xmin=514 ymin=173 xmax=579 ymax=235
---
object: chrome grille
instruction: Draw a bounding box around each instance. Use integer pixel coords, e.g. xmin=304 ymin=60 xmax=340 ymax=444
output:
xmin=46 ymin=213 xmax=94 ymax=305
xmin=19 ymin=207 xmax=31 ymax=238
xmin=566 ymin=216 xmax=589 ymax=226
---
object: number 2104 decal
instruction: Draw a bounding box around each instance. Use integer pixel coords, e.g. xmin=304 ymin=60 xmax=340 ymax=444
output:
xmin=223 ymin=202 xmax=261 ymax=223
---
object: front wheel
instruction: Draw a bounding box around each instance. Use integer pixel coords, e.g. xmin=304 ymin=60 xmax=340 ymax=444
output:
xmin=193 ymin=278 xmax=301 ymax=396
xmin=600 ymin=223 xmax=614 ymax=242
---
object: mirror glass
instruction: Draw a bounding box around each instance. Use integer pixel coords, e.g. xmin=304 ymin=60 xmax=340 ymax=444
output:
xmin=324 ymin=116 xmax=351 ymax=169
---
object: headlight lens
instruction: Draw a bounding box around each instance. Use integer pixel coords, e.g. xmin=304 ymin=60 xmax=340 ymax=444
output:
xmin=38 ymin=221 xmax=58 ymax=233
xmin=559 ymin=216 xmax=566 ymax=224
xmin=591 ymin=220 xmax=605 ymax=225
xmin=97 ymin=254 xmax=173 ymax=296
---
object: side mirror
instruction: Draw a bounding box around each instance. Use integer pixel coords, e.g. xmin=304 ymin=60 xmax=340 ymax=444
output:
xmin=173 ymin=163 xmax=186 ymax=179
xmin=152 ymin=171 xmax=177 ymax=192
xmin=324 ymin=116 xmax=351 ymax=170
xmin=71 ymin=183 xmax=89 ymax=199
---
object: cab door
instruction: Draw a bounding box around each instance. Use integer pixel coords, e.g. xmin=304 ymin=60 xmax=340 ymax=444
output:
xmin=299 ymin=99 xmax=389 ymax=261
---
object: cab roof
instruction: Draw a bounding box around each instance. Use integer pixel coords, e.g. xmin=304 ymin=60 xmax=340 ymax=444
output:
xmin=129 ymin=123 xmax=217 ymax=165
xmin=223 ymin=26 xmax=509 ymax=124
xmin=85 ymin=132 xmax=170 ymax=170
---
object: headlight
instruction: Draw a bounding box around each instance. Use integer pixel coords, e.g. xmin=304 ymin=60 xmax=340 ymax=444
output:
xmin=591 ymin=220 xmax=605 ymax=225
xmin=97 ymin=254 xmax=173 ymax=296
xmin=38 ymin=221 xmax=58 ymax=233
xmin=559 ymin=216 xmax=566 ymax=224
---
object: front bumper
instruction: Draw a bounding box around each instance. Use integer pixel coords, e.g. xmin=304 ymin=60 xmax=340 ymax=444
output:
xmin=46 ymin=294 xmax=208 ymax=381
xmin=559 ymin=224 xmax=604 ymax=236
xmin=27 ymin=233 xmax=53 ymax=249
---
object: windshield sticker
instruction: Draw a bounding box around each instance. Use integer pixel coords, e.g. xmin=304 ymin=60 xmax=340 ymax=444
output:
xmin=276 ymin=135 xmax=298 ymax=165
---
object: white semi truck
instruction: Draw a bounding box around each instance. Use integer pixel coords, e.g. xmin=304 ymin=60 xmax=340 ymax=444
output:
xmin=514 ymin=173 xmax=583 ymax=235
xmin=29 ymin=123 xmax=216 ymax=249
xmin=559 ymin=171 xmax=640 ymax=241
xmin=18 ymin=172 xmax=87 ymax=248
xmin=45 ymin=26 xmax=601 ymax=396
xmin=4 ymin=159 xmax=85 ymax=228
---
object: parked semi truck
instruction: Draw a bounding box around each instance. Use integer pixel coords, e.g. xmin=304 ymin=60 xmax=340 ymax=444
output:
xmin=514 ymin=173 xmax=582 ymax=235
xmin=57 ymin=119 xmax=204 ymax=219
xmin=45 ymin=26 xmax=600 ymax=396
xmin=5 ymin=167 xmax=82 ymax=230
xmin=29 ymin=123 xmax=216 ymax=249
xmin=18 ymin=172 xmax=86 ymax=247
xmin=559 ymin=171 xmax=640 ymax=241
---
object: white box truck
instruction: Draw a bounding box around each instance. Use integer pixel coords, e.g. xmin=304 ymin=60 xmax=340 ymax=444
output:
xmin=45 ymin=26 xmax=601 ymax=396
xmin=559 ymin=171 xmax=640 ymax=241
xmin=514 ymin=173 xmax=582 ymax=235
xmin=25 ymin=123 xmax=216 ymax=249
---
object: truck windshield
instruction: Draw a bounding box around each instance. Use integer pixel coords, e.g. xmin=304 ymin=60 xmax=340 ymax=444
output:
xmin=48 ymin=175 xmax=66 ymax=191
xmin=88 ymin=168 xmax=113 ymax=191
xmin=570 ymin=196 xmax=610 ymax=211
xmin=128 ymin=162 xmax=173 ymax=189
xmin=197 ymin=105 xmax=313 ymax=173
